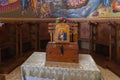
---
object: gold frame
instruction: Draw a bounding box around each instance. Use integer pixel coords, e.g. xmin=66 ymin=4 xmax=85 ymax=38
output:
xmin=54 ymin=23 xmax=70 ymax=43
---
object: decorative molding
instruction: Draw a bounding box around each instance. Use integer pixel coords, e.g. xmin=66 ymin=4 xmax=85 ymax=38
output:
xmin=1 ymin=18 xmax=120 ymax=23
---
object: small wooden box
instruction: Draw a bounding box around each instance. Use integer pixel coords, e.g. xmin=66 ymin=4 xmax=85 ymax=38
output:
xmin=46 ymin=42 xmax=79 ymax=63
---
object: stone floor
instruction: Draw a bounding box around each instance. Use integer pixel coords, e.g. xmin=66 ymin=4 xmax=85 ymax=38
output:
xmin=5 ymin=66 xmax=120 ymax=80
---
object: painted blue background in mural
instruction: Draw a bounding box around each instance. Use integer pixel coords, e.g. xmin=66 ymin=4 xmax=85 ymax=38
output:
xmin=0 ymin=0 xmax=120 ymax=18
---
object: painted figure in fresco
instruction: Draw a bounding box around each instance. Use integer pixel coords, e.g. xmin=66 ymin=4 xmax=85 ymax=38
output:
xmin=103 ymin=0 xmax=111 ymax=12
xmin=40 ymin=2 xmax=50 ymax=18
xmin=0 ymin=0 xmax=18 ymax=6
xmin=51 ymin=0 xmax=114 ymax=18
xmin=68 ymin=0 xmax=102 ymax=18
xmin=38 ymin=0 xmax=47 ymax=18
xmin=30 ymin=0 xmax=38 ymax=15
xmin=67 ymin=0 xmax=87 ymax=8
xmin=112 ymin=0 xmax=120 ymax=12
xmin=67 ymin=0 xmax=72 ymax=7
xmin=20 ymin=0 xmax=30 ymax=15
xmin=92 ymin=0 xmax=111 ymax=16
xmin=51 ymin=0 xmax=100 ymax=18
xmin=103 ymin=0 xmax=111 ymax=7
xmin=8 ymin=0 xmax=17 ymax=4
xmin=0 ymin=0 xmax=8 ymax=6
xmin=58 ymin=30 xmax=67 ymax=41
xmin=0 ymin=0 xmax=19 ymax=13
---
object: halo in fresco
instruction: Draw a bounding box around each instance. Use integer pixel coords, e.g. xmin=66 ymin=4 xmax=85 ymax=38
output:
xmin=0 ymin=0 xmax=120 ymax=18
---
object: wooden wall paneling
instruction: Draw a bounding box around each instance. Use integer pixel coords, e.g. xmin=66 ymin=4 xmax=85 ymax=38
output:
xmin=96 ymin=23 xmax=110 ymax=59
xmin=96 ymin=23 xmax=111 ymax=45
xmin=91 ymin=22 xmax=98 ymax=53
xmin=0 ymin=26 xmax=7 ymax=63
xmin=110 ymin=23 xmax=117 ymax=61
xmin=95 ymin=22 xmax=116 ymax=60
xmin=39 ymin=23 xmax=50 ymax=51
xmin=19 ymin=25 xmax=22 ymax=57
xmin=36 ymin=24 xmax=40 ymax=50
xmin=7 ymin=24 xmax=18 ymax=59
xmin=0 ymin=25 xmax=9 ymax=44
xmin=109 ymin=24 xmax=112 ymax=60
xmin=79 ymin=22 xmax=91 ymax=39
xmin=0 ymin=48 xmax=1 ymax=63
xmin=78 ymin=21 xmax=92 ymax=54
xmin=0 ymin=23 xmax=18 ymax=63
xmin=15 ymin=24 xmax=19 ymax=58
xmin=30 ymin=23 xmax=38 ymax=51
xmin=90 ymin=22 xmax=93 ymax=54
xmin=35 ymin=24 xmax=39 ymax=50
xmin=116 ymin=23 xmax=120 ymax=64
xmin=39 ymin=23 xmax=50 ymax=40
xmin=19 ymin=23 xmax=31 ymax=56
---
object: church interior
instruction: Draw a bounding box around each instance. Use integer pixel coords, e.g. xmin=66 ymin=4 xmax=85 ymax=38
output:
xmin=0 ymin=0 xmax=120 ymax=80
xmin=0 ymin=18 xmax=120 ymax=80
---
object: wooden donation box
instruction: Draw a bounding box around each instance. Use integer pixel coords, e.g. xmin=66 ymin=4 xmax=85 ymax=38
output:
xmin=46 ymin=22 xmax=79 ymax=63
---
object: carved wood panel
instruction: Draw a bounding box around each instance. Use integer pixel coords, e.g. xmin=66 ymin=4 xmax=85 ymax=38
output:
xmin=78 ymin=22 xmax=92 ymax=54
xmin=116 ymin=24 xmax=120 ymax=64
xmin=79 ymin=22 xmax=91 ymax=39
xmin=0 ymin=28 xmax=8 ymax=44
xmin=39 ymin=23 xmax=50 ymax=40
xmin=20 ymin=23 xmax=30 ymax=42
xmin=97 ymin=23 xmax=111 ymax=45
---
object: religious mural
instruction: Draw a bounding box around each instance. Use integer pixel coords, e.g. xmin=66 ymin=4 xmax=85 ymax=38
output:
xmin=0 ymin=0 xmax=120 ymax=18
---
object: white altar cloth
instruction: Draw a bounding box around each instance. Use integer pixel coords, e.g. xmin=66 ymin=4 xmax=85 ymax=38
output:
xmin=21 ymin=52 xmax=103 ymax=80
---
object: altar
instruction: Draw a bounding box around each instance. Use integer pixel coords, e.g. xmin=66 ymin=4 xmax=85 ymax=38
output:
xmin=21 ymin=52 xmax=103 ymax=80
